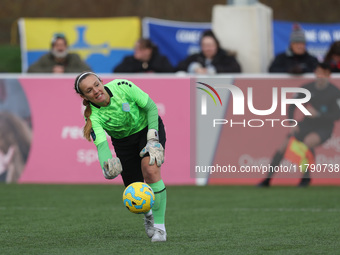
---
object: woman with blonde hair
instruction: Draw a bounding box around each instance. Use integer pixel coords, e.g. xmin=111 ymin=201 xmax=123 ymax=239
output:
xmin=74 ymin=72 xmax=167 ymax=242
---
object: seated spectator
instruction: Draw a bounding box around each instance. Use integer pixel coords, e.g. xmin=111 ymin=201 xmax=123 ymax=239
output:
xmin=323 ymin=41 xmax=340 ymax=73
xmin=269 ymin=24 xmax=319 ymax=74
xmin=113 ymin=38 xmax=173 ymax=73
xmin=176 ymin=30 xmax=241 ymax=74
xmin=27 ymin=33 xmax=91 ymax=73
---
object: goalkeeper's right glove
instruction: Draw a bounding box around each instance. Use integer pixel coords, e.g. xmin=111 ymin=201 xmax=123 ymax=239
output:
xmin=102 ymin=157 xmax=123 ymax=179
xmin=139 ymin=129 xmax=164 ymax=167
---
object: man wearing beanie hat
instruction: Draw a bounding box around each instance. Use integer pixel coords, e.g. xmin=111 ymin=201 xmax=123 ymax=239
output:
xmin=290 ymin=24 xmax=307 ymax=43
xmin=269 ymin=24 xmax=319 ymax=74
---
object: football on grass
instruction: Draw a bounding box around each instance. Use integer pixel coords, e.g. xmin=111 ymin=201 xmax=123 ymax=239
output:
xmin=122 ymin=182 xmax=155 ymax=214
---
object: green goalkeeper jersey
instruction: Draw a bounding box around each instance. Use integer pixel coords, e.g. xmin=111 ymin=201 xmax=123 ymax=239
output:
xmin=87 ymin=79 xmax=159 ymax=171
xmin=89 ymin=79 xmax=150 ymax=145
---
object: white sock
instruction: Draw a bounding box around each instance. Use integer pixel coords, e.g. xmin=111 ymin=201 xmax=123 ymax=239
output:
xmin=154 ymin=223 xmax=166 ymax=232
xmin=145 ymin=210 xmax=152 ymax=217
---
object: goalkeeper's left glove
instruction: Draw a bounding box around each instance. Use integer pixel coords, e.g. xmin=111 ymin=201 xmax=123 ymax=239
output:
xmin=139 ymin=129 xmax=164 ymax=167
xmin=102 ymin=157 xmax=123 ymax=179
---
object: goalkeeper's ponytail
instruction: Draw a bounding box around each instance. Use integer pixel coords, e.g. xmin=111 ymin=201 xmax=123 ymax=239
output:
xmin=83 ymin=99 xmax=92 ymax=142
xmin=74 ymin=71 xmax=99 ymax=142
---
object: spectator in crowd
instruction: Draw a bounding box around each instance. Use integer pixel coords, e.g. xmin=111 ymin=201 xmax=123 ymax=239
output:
xmin=176 ymin=30 xmax=241 ymax=74
xmin=114 ymin=38 xmax=173 ymax=73
xmin=27 ymin=33 xmax=91 ymax=73
xmin=269 ymin=24 xmax=319 ymax=74
xmin=323 ymin=41 xmax=340 ymax=73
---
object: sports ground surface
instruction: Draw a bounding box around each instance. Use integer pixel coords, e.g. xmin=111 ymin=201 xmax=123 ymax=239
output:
xmin=1 ymin=184 xmax=339 ymax=254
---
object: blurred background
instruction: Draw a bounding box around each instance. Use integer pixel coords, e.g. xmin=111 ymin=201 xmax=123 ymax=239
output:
xmin=1 ymin=0 xmax=340 ymax=186
xmin=1 ymin=2 xmax=340 ymax=253
xmin=2 ymin=0 xmax=340 ymax=72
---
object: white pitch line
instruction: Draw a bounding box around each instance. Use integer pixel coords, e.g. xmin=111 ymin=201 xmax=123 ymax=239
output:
xmin=231 ymin=208 xmax=340 ymax=213
xmin=0 ymin=207 xmax=56 ymax=210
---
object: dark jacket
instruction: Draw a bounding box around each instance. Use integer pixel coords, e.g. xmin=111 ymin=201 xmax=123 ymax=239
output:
xmin=27 ymin=52 xmax=91 ymax=73
xmin=176 ymin=49 xmax=241 ymax=73
xmin=326 ymin=60 xmax=340 ymax=73
xmin=269 ymin=49 xmax=319 ymax=74
xmin=113 ymin=49 xmax=174 ymax=73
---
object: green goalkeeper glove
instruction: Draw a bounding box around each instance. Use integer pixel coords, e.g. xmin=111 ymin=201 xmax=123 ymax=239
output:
xmin=140 ymin=129 xmax=164 ymax=167
xmin=102 ymin=157 xmax=123 ymax=179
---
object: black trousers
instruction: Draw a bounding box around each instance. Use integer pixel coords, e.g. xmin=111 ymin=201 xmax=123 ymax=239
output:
xmin=111 ymin=117 xmax=166 ymax=187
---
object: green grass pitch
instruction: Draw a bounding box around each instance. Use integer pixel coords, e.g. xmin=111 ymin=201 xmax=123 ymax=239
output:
xmin=1 ymin=184 xmax=339 ymax=254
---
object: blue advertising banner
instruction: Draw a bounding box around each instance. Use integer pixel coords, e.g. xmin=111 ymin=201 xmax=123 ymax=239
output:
xmin=142 ymin=17 xmax=211 ymax=67
xmin=143 ymin=18 xmax=340 ymax=68
xmin=273 ymin=21 xmax=340 ymax=61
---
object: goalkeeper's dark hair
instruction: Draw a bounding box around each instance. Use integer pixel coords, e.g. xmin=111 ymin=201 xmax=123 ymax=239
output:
xmin=74 ymin=71 xmax=101 ymax=142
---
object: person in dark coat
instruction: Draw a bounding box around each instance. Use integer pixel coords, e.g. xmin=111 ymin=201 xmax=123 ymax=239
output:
xmin=113 ymin=39 xmax=173 ymax=73
xmin=323 ymin=40 xmax=340 ymax=73
xmin=176 ymin=30 xmax=241 ymax=74
xmin=269 ymin=24 xmax=319 ymax=74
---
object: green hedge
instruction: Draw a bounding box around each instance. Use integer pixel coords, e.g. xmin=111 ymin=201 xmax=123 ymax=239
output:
xmin=0 ymin=44 xmax=21 ymax=73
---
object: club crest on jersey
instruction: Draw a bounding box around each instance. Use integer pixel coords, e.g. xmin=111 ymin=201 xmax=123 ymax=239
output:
xmin=122 ymin=103 xmax=130 ymax=112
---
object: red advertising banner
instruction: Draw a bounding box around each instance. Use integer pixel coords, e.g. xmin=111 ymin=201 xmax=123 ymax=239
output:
xmin=209 ymin=77 xmax=340 ymax=185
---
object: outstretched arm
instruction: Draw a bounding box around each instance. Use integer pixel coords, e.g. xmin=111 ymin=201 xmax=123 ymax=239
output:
xmin=91 ymin=119 xmax=122 ymax=179
xmin=96 ymin=140 xmax=122 ymax=179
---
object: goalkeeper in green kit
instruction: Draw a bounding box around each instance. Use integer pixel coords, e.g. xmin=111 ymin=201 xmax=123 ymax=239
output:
xmin=74 ymin=72 xmax=167 ymax=242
